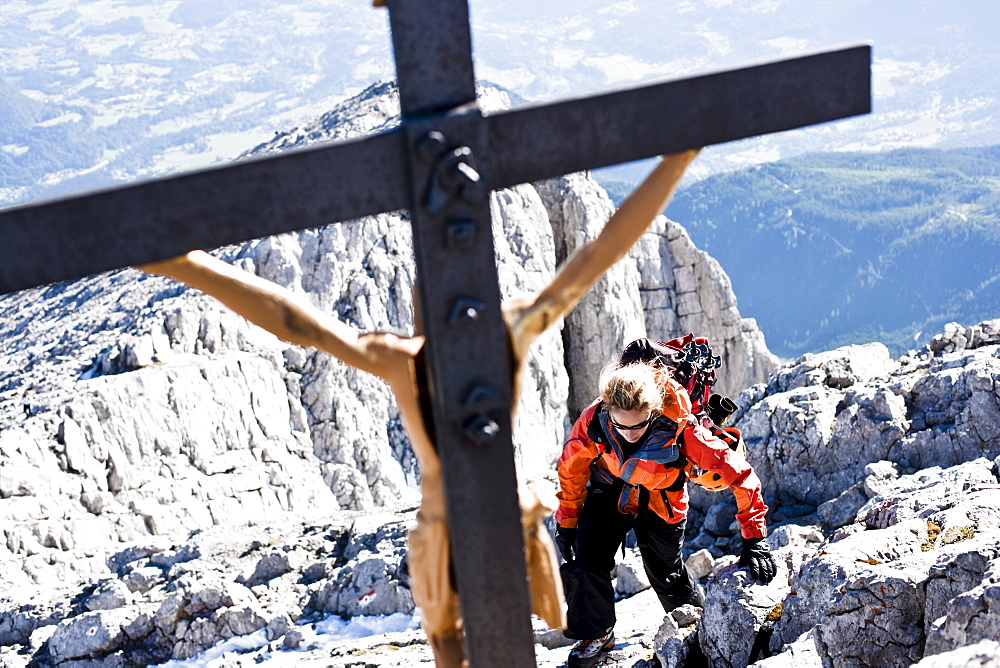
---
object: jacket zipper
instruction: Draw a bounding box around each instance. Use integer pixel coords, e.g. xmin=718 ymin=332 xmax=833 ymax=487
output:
xmin=660 ymin=489 xmax=675 ymax=518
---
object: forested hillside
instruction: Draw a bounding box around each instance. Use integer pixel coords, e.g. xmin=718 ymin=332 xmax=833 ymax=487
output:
xmin=0 ymin=79 xmax=98 ymax=194
xmin=660 ymin=145 xmax=1000 ymax=358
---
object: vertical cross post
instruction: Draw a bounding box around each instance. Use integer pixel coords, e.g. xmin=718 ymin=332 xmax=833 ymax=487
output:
xmin=388 ymin=0 xmax=536 ymax=665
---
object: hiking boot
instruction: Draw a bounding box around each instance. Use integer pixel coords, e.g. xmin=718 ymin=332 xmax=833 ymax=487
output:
xmin=567 ymin=631 xmax=614 ymax=668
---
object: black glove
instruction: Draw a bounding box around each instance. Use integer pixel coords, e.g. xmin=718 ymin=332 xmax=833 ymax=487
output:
xmin=739 ymin=538 xmax=776 ymax=584
xmin=555 ymin=526 xmax=577 ymax=563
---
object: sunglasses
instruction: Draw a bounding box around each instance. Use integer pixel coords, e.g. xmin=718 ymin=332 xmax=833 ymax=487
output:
xmin=608 ymin=413 xmax=654 ymax=431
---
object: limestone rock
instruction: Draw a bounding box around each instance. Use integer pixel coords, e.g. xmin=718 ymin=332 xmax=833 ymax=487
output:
xmin=0 ymin=79 xmax=785 ymax=667
xmin=84 ymin=579 xmax=132 ymax=612
xmin=924 ymin=554 xmax=1000 ymax=657
xmin=820 ymin=567 xmax=929 ymax=666
xmin=817 ymin=482 xmax=869 ymax=530
xmin=654 ymin=614 xmax=686 ymax=668
xmin=173 ymin=603 xmax=268 ymax=660
xmin=632 ymin=218 xmax=778 ymax=400
xmin=701 ymin=496 xmax=739 ymax=537
xmin=916 ymin=639 xmax=1000 ymax=667
xmin=671 ymin=603 xmax=702 ymax=628
xmin=763 ymin=456 xmax=1000 ymax=668
xmin=536 ymin=177 xmax=778 ymax=416
xmin=48 ymin=609 xmax=133 ymax=662
xmin=243 ymin=549 xmax=301 ymax=588
xmin=535 ymin=172 xmax=645 ymax=417
xmin=686 ymin=549 xmax=715 ymax=580
xmin=294 ymin=515 xmax=411 ymax=621
xmin=733 ymin=321 xmax=1000 ymax=511
xmin=0 ymin=593 xmax=72 ymax=648
xmin=754 ymin=628 xmax=825 ymax=667
xmin=614 ymin=549 xmax=651 ymax=597
xmin=929 ymin=321 xmax=1000 ymax=354
xmin=534 ymin=628 xmax=575 ymax=650
xmin=699 ymin=555 xmax=788 ymax=667
xmin=311 ymin=555 xmax=414 ymax=618
xmin=767 ymin=524 xmax=824 ymax=551
xmin=0 ymin=516 xmax=425 ymax=666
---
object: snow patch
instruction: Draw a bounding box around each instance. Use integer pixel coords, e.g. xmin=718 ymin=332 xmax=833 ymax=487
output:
xmin=156 ymin=612 xmax=419 ymax=668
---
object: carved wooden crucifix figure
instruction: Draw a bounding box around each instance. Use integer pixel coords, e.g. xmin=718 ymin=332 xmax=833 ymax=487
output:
xmin=0 ymin=1 xmax=870 ymax=666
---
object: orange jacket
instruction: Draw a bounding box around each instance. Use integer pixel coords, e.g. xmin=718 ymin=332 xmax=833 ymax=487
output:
xmin=555 ymin=401 xmax=768 ymax=539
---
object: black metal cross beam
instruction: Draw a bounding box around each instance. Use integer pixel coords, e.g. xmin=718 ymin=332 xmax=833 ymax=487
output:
xmin=0 ymin=1 xmax=870 ymax=665
xmin=0 ymin=46 xmax=871 ymax=295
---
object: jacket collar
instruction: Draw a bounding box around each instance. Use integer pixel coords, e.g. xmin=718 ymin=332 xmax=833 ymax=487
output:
xmin=593 ymin=404 xmax=680 ymax=464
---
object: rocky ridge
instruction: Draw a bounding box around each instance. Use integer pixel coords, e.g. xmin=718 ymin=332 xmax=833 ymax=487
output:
xmin=694 ymin=319 xmax=1000 ymax=667
xmin=0 ymin=80 xmax=775 ymax=665
xmin=3 ymin=319 xmax=997 ymax=667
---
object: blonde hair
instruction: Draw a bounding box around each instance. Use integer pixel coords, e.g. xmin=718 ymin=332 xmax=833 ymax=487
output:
xmin=598 ymin=362 xmax=664 ymax=413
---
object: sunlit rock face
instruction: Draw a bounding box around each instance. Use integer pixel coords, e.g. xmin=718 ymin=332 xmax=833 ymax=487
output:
xmin=0 ymin=80 xmax=777 ymax=666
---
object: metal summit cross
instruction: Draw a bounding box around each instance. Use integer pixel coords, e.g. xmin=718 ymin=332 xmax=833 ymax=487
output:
xmin=0 ymin=1 xmax=869 ymax=665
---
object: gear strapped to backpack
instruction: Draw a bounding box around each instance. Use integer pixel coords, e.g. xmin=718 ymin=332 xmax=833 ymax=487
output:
xmin=619 ymin=335 xmax=746 ymax=491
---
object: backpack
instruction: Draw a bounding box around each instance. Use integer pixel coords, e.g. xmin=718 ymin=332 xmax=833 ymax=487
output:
xmin=619 ymin=335 xmax=744 ymax=491
xmin=619 ymin=334 xmax=724 ymax=414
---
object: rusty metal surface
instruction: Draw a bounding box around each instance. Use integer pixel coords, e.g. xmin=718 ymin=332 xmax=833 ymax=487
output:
xmin=488 ymin=45 xmax=871 ymax=188
xmin=0 ymin=130 xmax=408 ymax=295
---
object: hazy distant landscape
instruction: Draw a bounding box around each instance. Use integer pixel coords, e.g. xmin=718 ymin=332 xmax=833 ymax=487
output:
xmin=2 ymin=0 xmax=999 ymax=206
xmin=663 ymin=145 xmax=1000 ymax=358
xmin=0 ymin=0 xmax=394 ymax=204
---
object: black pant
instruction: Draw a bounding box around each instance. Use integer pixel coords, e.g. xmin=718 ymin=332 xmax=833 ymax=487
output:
xmin=561 ymin=480 xmax=703 ymax=640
